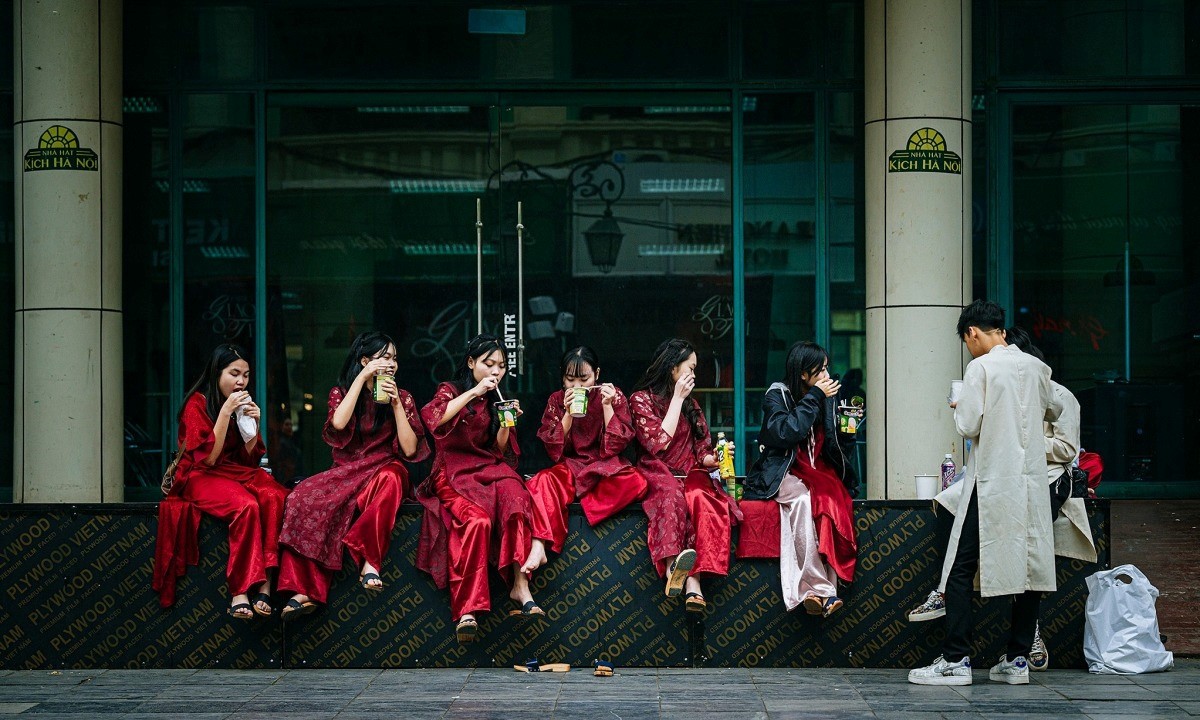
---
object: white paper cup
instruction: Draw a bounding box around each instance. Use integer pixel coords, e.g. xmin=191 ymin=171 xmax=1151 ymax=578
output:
xmin=949 ymin=380 xmax=964 ymax=405
xmin=915 ymin=474 xmax=939 ymax=500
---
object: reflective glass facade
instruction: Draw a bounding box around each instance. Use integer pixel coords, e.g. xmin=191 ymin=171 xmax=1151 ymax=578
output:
xmin=4 ymin=0 xmax=1199 ymax=498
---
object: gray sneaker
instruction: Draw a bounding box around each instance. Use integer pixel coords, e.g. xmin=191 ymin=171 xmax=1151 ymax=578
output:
xmin=907 ymin=590 xmax=946 ymax=622
xmin=989 ymin=655 xmax=1030 ymax=684
xmin=908 ymin=655 xmax=972 ymax=686
xmin=1029 ymin=624 xmax=1049 ymax=671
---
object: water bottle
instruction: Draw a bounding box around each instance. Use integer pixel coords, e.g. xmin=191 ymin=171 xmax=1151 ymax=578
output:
xmin=940 ymin=453 xmax=956 ymax=491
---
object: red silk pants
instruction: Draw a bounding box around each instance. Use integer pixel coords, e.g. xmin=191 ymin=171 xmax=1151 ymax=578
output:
xmin=651 ymin=468 xmax=732 ymax=579
xmin=277 ymin=464 xmax=407 ymax=604
xmin=526 ymin=463 xmax=648 ymax=553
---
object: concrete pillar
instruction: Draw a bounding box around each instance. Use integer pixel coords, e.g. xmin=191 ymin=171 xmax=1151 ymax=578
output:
xmin=864 ymin=0 xmax=972 ymax=499
xmin=13 ymin=0 xmax=123 ymax=502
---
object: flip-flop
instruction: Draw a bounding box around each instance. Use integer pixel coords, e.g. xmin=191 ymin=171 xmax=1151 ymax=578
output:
xmin=508 ymin=600 xmax=546 ymax=617
xmin=227 ymin=602 xmax=254 ymax=621
xmin=594 ymin=660 xmax=615 ymax=677
xmin=822 ymin=596 xmax=844 ymax=617
xmin=456 ymin=617 xmax=478 ymax=644
xmin=664 ymin=549 xmax=696 ymax=597
xmin=514 ymin=659 xmax=570 ymax=673
xmin=802 ymin=596 xmax=824 ymax=616
xmin=280 ymin=598 xmax=318 ymax=622
xmin=683 ymin=591 xmax=707 ymax=614
xmin=360 ymin=572 xmax=384 ymax=592
xmin=251 ymin=592 xmax=273 ymax=617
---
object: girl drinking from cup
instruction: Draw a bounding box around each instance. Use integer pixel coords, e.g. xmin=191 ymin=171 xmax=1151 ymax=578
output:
xmin=416 ymin=334 xmax=540 ymax=643
xmin=629 ymin=338 xmax=740 ymax=614
xmin=155 ymin=344 xmax=288 ymax=619
xmin=520 ymin=346 xmax=647 ymax=573
xmin=275 ymin=332 xmax=429 ymax=621
xmin=744 ymin=341 xmax=858 ymax=618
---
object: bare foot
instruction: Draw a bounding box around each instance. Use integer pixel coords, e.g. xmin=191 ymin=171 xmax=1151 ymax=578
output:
xmin=520 ymin=539 xmax=549 ymax=574
xmin=684 ymin=575 xmax=702 ymax=597
xmin=230 ymin=594 xmax=253 ymax=619
xmin=509 ymin=565 xmax=537 ymax=608
xmin=252 ymin=582 xmax=273 ymax=615
xmin=360 ymin=562 xmax=383 ymax=590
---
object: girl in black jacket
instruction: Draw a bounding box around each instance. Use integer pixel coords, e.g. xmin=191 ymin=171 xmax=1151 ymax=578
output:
xmin=745 ymin=341 xmax=858 ymax=617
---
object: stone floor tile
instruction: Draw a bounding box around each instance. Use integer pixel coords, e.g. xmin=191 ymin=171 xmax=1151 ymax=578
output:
xmin=0 ymin=703 xmax=37 ymax=714
xmin=23 ymin=700 xmax=145 ymax=714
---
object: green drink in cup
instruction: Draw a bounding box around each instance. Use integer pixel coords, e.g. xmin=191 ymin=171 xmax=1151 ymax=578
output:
xmin=373 ymin=374 xmax=394 ymax=404
xmin=568 ymin=387 xmax=589 ymax=417
xmin=494 ymin=388 xmax=519 ymax=428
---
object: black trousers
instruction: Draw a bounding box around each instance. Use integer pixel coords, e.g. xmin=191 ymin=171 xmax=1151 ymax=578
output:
xmin=941 ymin=487 xmax=1042 ymax=662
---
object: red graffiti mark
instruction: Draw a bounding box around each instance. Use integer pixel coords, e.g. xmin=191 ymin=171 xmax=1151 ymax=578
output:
xmin=1032 ymin=312 xmax=1109 ymax=351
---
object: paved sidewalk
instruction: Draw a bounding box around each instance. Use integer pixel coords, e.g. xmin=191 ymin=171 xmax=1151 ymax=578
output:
xmin=0 ymin=660 xmax=1197 ymax=719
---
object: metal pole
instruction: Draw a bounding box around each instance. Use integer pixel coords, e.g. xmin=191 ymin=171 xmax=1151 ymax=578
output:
xmin=476 ymin=197 xmax=483 ymax=335
xmin=516 ymin=201 xmax=525 ymax=375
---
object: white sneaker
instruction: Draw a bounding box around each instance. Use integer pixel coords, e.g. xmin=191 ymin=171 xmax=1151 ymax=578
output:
xmin=907 ymin=590 xmax=946 ymax=622
xmin=989 ymin=655 xmax=1030 ymax=684
xmin=1028 ymin=624 xmax=1049 ymax=671
xmin=908 ymin=655 xmax=972 ymax=686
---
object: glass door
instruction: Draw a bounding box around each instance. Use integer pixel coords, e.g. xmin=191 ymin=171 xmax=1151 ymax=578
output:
xmin=265 ymin=92 xmax=734 ymax=481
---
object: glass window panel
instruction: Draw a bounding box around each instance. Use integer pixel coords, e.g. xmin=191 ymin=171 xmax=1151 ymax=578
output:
xmin=267 ymin=97 xmax=732 ymax=480
xmin=0 ymin=94 xmax=13 ymax=495
xmin=828 ymin=91 xmax=866 ymax=478
xmin=742 ymin=94 xmax=816 ymax=465
xmin=998 ymin=0 xmax=1200 ymax=78
xmin=122 ymin=95 xmax=170 ymax=493
xmin=123 ymin=1 xmax=179 ymax=86
xmin=570 ymin=3 xmax=729 ymax=80
xmin=1 ymin=5 xmax=12 ymax=90
xmin=1012 ymin=103 xmax=1199 ymax=486
xmin=742 ymin=1 xmax=859 ymax=82
xmin=182 ymin=94 xmax=257 ymax=387
xmin=266 ymin=4 xmax=480 ymax=81
xmin=183 ymin=5 xmax=256 ymax=82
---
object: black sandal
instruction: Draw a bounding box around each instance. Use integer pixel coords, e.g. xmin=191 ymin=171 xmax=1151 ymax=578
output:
xmin=456 ymin=617 xmax=478 ymax=644
xmin=227 ymin=602 xmax=253 ymax=621
xmin=360 ymin=572 xmax=384 ymax=592
xmin=508 ymin=600 xmax=546 ymax=617
xmin=252 ymin=592 xmax=274 ymax=617
xmin=684 ymin=592 xmax=707 ymax=614
xmin=280 ymin=598 xmax=318 ymax=622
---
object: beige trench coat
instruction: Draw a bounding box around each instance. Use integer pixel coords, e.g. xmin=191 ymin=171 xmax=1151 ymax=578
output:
xmin=937 ymin=379 xmax=1097 ymax=564
xmin=936 ymin=344 xmax=1059 ymax=598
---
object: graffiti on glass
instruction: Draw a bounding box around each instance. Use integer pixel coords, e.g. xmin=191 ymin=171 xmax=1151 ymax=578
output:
xmin=693 ymin=295 xmax=734 ymax=341
xmin=203 ymin=295 xmax=254 ymax=341
xmin=1031 ymin=312 xmax=1109 ymax=351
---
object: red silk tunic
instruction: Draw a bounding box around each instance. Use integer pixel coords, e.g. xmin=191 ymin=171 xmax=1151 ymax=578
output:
xmin=537 ymin=387 xmax=635 ymax=496
xmin=278 ymin=386 xmax=429 ymax=570
xmin=415 ymin=382 xmax=528 ymax=589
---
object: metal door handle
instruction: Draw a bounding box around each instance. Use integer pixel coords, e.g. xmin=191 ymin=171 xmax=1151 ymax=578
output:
xmin=516 ymin=201 xmax=525 ymax=375
xmin=475 ymin=197 xmax=483 ymax=335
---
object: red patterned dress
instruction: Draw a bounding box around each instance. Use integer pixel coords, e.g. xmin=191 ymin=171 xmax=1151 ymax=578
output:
xmin=629 ymin=391 xmax=739 ymax=578
xmin=276 ymin=386 xmax=429 ymax=604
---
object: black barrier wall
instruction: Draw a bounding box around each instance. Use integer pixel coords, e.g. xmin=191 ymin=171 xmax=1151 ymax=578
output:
xmin=0 ymin=501 xmax=1108 ymax=670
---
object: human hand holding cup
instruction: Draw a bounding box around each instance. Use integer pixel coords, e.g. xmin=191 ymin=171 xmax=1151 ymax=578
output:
xmin=948 ymin=380 xmax=963 ymax=407
xmin=567 ymin=387 xmax=589 ymax=418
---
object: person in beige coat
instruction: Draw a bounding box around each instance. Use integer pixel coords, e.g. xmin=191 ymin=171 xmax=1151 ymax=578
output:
xmin=914 ymin=326 xmax=1096 ymax=671
xmin=909 ymin=301 xmax=1059 ymax=687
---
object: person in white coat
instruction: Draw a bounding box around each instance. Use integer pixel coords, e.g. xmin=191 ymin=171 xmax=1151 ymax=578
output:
xmin=909 ymin=301 xmax=1059 ymax=687
xmin=909 ymin=326 xmax=1097 ymax=672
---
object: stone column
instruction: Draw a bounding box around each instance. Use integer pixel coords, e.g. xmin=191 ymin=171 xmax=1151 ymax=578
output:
xmin=864 ymin=0 xmax=972 ymax=499
xmin=13 ymin=0 xmax=123 ymax=502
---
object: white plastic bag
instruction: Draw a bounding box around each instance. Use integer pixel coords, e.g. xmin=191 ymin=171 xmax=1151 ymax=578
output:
xmin=1083 ymin=564 xmax=1173 ymax=674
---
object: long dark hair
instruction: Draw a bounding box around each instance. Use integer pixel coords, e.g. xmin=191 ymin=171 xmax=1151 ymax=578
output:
xmin=451 ymin=333 xmax=508 ymax=438
xmin=179 ymin=344 xmax=249 ymax=423
xmin=634 ymin=338 xmax=703 ymax=440
xmin=784 ymin=341 xmax=830 ymax=400
xmin=1005 ymin=325 xmax=1045 ymax=362
xmin=339 ymin=331 xmax=397 ymax=390
xmin=561 ymin=345 xmax=599 ymax=383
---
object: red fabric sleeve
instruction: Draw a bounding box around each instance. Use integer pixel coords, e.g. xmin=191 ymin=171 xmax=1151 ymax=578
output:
xmin=421 ymin=383 xmax=466 ymax=441
xmin=399 ymin=389 xmax=431 ymax=462
xmin=601 ymin=389 xmax=636 ymax=459
xmin=537 ymin=390 xmax=567 ymax=463
xmin=321 ymin=386 xmax=356 ymax=450
xmin=631 ymin=391 xmax=672 ymax=458
xmin=180 ymin=393 xmax=216 ymax=457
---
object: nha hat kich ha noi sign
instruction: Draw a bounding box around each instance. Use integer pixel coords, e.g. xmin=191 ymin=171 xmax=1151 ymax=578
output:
xmin=888 ymin=127 xmax=961 ymax=174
